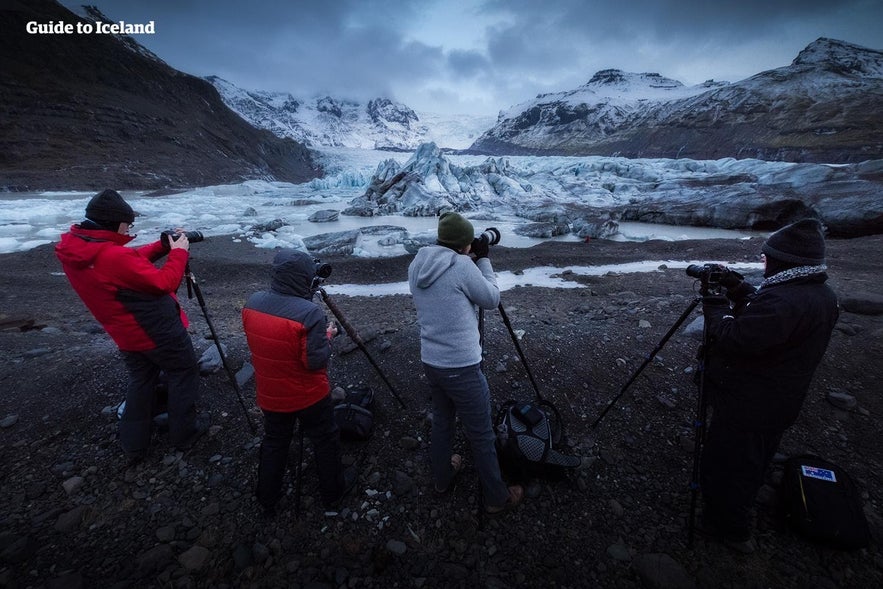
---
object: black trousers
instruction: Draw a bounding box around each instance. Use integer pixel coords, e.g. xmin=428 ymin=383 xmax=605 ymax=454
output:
xmin=700 ymin=415 xmax=783 ymax=539
xmin=119 ymin=331 xmax=199 ymax=454
xmin=257 ymin=395 xmax=344 ymax=509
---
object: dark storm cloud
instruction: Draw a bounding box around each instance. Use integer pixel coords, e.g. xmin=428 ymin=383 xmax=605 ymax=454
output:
xmin=63 ymin=0 xmax=882 ymax=114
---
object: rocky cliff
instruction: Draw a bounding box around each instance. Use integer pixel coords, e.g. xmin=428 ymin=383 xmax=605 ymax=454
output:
xmin=0 ymin=0 xmax=320 ymax=191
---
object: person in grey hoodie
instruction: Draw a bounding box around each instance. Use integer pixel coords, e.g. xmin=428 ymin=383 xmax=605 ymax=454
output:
xmin=408 ymin=212 xmax=523 ymax=515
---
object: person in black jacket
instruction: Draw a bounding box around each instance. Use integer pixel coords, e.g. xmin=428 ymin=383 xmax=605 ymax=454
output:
xmin=699 ymin=218 xmax=839 ymax=552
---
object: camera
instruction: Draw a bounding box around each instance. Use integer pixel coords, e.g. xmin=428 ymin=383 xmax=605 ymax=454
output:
xmin=315 ymin=259 xmax=332 ymax=279
xmin=686 ymin=263 xmax=725 ymax=284
xmin=310 ymin=258 xmax=332 ymax=292
xmin=161 ymin=230 xmax=204 ymax=248
xmin=472 ymin=227 xmax=501 ymax=250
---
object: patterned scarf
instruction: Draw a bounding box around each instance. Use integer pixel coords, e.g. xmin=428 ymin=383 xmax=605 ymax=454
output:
xmin=759 ymin=265 xmax=827 ymax=290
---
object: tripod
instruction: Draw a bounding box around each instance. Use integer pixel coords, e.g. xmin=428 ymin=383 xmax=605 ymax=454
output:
xmin=590 ymin=295 xmax=710 ymax=545
xmin=315 ymin=286 xmax=406 ymax=408
xmin=184 ymin=263 xmax=257 ymax=433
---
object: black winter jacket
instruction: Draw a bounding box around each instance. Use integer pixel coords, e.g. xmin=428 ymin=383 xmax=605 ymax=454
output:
xmin=703 ymin=273 xmax=838 ymax=431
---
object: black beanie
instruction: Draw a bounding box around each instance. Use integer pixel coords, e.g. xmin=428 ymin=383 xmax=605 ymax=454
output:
xmin=85 ymin=189 xmax=135 ymax=228
xmin=761 ymin=218 xmax=826 ymax=266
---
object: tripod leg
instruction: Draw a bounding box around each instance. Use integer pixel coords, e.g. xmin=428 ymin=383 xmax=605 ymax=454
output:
xmin=497 ymin=303 xmax=544 ymax=401
xmin=592 ymin=297 xmax=701 ymax=428
xmin=319 ymin=289 xmax=406 ymax=408
xmin=186 ymin=270 xmax=257 ymax=433
xmin=688 ymin=320 xmax=711 ymax=546
xmin=294 ymin=424 xmax=304 ymax=520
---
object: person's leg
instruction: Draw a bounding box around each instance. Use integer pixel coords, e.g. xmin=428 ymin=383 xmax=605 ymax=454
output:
xmin=256 ymin=410 xmax=297 ymax=510
xmin=423 ymin=363 xmax=459 ymax=491
xmin=701 ymin=418 xmax=780 ymax=539
xmin=119 ymin=351 xmax=160 ymax=457
xmin=428 ymin=363 xmax=509 ymax=507
xmin=298 ymin=395 xmax=347 ymax=506
xmin=150 ymin=332 xmax=201 ymax=447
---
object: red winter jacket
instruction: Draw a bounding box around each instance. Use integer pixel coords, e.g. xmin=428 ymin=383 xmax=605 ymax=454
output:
xmin=242 ymin=251 xmax=332 ymax=412
xmin=55 ymin=225 xmax=190 ymax=352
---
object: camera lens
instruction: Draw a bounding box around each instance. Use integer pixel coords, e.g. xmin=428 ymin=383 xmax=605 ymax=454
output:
xmin=480 ymin=228 xmax=501 ymax=246
xmin=185 ymin=231 xmax=204 ymax=243
xmin=686 ymin=264 xmax=704 ymax=279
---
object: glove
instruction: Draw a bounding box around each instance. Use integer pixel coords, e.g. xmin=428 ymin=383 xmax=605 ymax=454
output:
xmin=720 ymin=268 xmax=743 ymax=289
xmin=471 ymin=237 xmax=489 ymax=260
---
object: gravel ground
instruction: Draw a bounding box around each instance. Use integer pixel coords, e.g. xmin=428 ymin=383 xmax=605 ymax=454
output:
xmin=1 ymin=234 xmax=881 ymax=588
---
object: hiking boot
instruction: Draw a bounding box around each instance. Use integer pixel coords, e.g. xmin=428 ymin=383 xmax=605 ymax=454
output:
xmin=125 ymin=450 xmax=147 ymax=466
xmin=176 ymin=412 xmax=210 ymax=451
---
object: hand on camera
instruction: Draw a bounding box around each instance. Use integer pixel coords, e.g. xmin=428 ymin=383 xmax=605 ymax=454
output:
xmin=169 ymin=232 xmax=189 ymax=251
xmin=720 ymin=268 xmax=743 ymax=289
xmin=471 ymin=238 xmax=490 ymax=260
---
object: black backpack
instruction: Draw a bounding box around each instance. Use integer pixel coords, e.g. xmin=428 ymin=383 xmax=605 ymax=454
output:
xmin=494 ymin=400 xmax=581 ymax=482
xmin=333 ymin=387 xmax=375 ymax=441
xmin=781 ymin=454 xmax=870 ymax=550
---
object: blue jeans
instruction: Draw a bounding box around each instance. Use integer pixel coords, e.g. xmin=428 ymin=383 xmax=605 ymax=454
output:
xmin=423 ymin=362 xmax=509 ymax=507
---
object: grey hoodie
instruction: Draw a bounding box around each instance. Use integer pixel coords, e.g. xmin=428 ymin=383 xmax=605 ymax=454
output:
xmin=408 ymin=245 xmax=500 ymax=368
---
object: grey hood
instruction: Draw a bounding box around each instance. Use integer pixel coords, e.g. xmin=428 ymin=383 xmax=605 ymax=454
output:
xmin=410 ymin=245 xmax=459 ymax=289
xmin=270 ymin=249 xmax=315 ymax=298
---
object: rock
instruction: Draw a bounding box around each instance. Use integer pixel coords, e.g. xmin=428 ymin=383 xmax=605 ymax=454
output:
xmin=392 ymin=471 xmax=415 ymax=496
xmin=638 ymin=319 xmax=652 ymax=328
xmin=840 ymin=292 xmax=883 ymax=315
xmin=253 ymin=542 xmax=270 ymax=564
xmin=399 ymin=436 xmax=420 ymax=450
xmin=0 ymin=414 xmax=19 ymax=428
xmin=23 ymin=348 xmax=52 ymax=358
xmin=62 ymin=476 xmax=85 ymax=495
xmin=251 ymin=219 xmax=287 ymax=233
xmin=632 ymin=553 xmax=694 ymax=589
xmin=0 ymin=534 xmax=34 ymax=564
xmin=826 ymin=390 xmax=858 ymax=410
xmin=682 ymin=316 xmax=704 ymax=339
xmin=198 ymin=343 xmax=227 ymax=375
xmin=156 ymin=525 xmax=176 ymax=542
xmin=54 ymin=505 xmax=87 ymax=533
xmin=233 ymin=543 xmax=254 ymax=571
xmin=385 ymin=539 xmax=407 ymax=555
xmin=178 ymin=545 xmax=211 ymax=571
xmin=303 ymin=229 xmax=361 ymax=256
xmin=309 ymin=209 xmax=340 ymax=223
xmin=47 ymin=571 xmax=84 ymax=589
xmin=137 ymin=544 xmax=173 ymax=572
xmin=606 ymin=542 xmax=631 ymax=562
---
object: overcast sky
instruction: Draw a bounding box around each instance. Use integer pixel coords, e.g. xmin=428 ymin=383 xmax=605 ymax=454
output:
xmin=63 ymin=0 xmax=882 ymax=116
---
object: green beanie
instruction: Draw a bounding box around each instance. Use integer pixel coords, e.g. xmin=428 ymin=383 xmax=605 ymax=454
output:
xmin=437 ymin=212 xmax=474 ymax=248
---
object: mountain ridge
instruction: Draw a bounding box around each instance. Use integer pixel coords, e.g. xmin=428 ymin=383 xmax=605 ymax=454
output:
xmin=469 ymin=38 xmax=883 ymax=163
xmin=208 ymin=77 xmax=494 ymax=151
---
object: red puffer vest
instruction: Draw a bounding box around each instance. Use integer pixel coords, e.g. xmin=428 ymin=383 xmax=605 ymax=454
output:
xmin=242 ymin=250 xmax=332 ymax=412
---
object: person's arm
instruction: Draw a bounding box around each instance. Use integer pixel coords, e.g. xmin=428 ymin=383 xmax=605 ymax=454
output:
xmin=108 ymin=242 xmax=189 ymax=296
xmin=304 ymin=306 xmax=332 ymax=371
xmin=707 ymin=290 xmax=796 ymax=356
xmin=461 ymin=257 xmax=500 ymax=310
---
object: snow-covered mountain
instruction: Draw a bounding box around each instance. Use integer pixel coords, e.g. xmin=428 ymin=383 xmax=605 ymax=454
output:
xmin=470 ymin=38 xmax=883 ymax=163
xmin=208 ymin=77 xmax=494 ymax=151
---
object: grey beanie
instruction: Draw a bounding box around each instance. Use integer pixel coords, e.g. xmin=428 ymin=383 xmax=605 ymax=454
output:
xmin=437 ymin=212 xmax=474 ymax=248
xmin=762 ymin=218 xmax=826 ymax=265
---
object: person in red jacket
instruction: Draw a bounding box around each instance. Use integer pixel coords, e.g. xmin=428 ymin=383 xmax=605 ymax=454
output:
xmin=242 ymin=249 xmax=356 ymax=516
xmin=55 ymin=189 xmax=208 ymax=464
